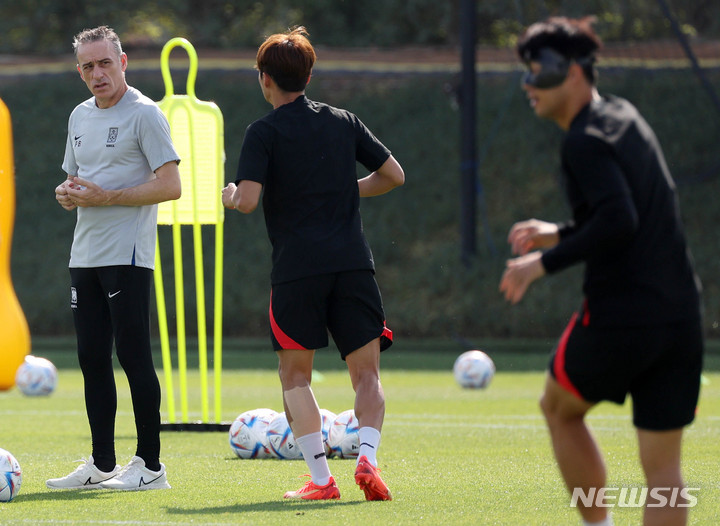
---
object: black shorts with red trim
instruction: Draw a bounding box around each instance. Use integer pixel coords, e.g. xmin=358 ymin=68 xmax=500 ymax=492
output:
xmin=269 ymin=270 xmax=393 ymax=360
xmin=549 ymin=311 xmax=704 ymax=431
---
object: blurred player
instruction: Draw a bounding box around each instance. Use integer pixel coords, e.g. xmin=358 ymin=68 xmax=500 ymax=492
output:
xmin=48 ymin=26 xmax=180 ymax=491
xmin=222 ymin=26 xmax=404 ymax=501
xmin=499 ymin=16 xmax=704 ymax=526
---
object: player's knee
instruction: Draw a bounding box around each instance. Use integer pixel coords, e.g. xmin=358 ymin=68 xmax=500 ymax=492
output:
xmin=115 ymin=350 xmax=147 ymax=376
xmin=277 ymin=366 xmax=310 ymax=389
xmin=77 ymin=348 xmax=108 ymax=373
xmin=539 ymin=392 xmax=553 ymax=420
xmin=351 ymin=368 xmax=381 ymax=392
xmin=539 ymin=391 xmax=571 ymax=426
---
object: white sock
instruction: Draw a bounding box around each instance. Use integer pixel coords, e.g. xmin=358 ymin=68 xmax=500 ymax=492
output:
xmin=357 ymin=426 xmax=381 ymax=466
xmin=295 ymin=432 xmax=331 ymax=486
xmin=583 ymin=515 xmax=613 ymax=526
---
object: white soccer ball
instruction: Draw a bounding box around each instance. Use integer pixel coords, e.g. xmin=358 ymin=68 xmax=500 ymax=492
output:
xmin=320 ymin=408 xmax=337 ymax=457
xmin=15 ymin=355 xmax=58 ymax=396
xmin=266 ymin=412 xmax=303 ymax=460
xmin=327 ymin=409 xmax=359 ymax=459
xmin=0 ymin=448 xmax=22 ymax=502
xmin=229 ymin=408 xmax=277 ymax=459
xmin=453 ymin=350 xmax=495 ymax=389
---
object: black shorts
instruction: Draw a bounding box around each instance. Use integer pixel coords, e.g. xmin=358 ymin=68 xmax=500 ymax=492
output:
xmin=549 ymin=312 xmax=704 ymax=431
xmin=269 ymin=270 xmax=393 ymax=360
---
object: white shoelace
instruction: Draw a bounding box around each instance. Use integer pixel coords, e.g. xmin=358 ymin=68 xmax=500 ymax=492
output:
xmin=115 ymin=460 xmax=141 ymax=477
xmin=70 ymin=457 xmax=93 ymax=472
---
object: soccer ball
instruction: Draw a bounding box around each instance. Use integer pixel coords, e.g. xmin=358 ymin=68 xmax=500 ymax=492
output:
xmin=320 ymin=408 xmax=337 ymax=457
xmin=327 ymin=409 xmax=359 ymax=459
xmin=0 ymin=448 xmax=21 ymax=502
xmin=266 ymin=412 xmax=302 ymax=460
xmin=453 ymin=350 xmax=495 ymax=389
xmin=15 ymin=356 xmax=58 ymax=396
xmin=229 ymin=408 xmax=277 ymax=459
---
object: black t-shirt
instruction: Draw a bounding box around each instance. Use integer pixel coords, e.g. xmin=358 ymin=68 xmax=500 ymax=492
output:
xmin=541 ymin=95 xmax=702 ymax=326
xmin=236 ymin=95 xmax=391 ymax=284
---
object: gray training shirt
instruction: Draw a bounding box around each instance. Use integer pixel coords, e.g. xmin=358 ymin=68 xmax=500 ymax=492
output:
xmin=62 ymin=87 xmax=179 ymax=269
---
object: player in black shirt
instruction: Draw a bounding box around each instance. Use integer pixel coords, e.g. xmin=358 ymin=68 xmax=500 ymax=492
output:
xmin=222 ymin=27 xmax=404 ymax=501
xmin=499 ymin=17 xmax=703 ymax=526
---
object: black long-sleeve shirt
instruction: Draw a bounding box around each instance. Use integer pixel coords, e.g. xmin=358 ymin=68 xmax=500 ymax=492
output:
xmin=541 ymin=95 xmax=702 ymax=327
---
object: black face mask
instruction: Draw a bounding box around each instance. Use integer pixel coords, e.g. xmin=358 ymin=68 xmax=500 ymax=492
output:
xmin=521 ymin=48 xmax=594 ymax=89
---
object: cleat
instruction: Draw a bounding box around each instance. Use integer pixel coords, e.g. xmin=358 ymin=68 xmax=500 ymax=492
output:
xmin=46 ymin=456 xmax=120 ymax=490
xmin=354 ymin=456 xmax=392 ymax=501
xmin=100 ymin=456 xmax=170 ymax=491
xmin=283 ymin=475 xmax=340 ymax=500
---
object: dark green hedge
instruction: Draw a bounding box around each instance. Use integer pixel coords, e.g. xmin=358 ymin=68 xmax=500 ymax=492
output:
xmin=2 ymin=64 xmax=719 ymax=341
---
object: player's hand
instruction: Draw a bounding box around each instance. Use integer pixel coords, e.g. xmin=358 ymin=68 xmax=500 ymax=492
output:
xmin=507 ymin=219 xmax=559 ymax=255
xmin=55 ymin=180 xmax=77 ymax=211
xmin=499 ymin=251 xmax=546 ymax=304
xmin=65 ymin=176 xmax=109 ymax=207
xmin=222 ymin=183 xmax=237 ymax=209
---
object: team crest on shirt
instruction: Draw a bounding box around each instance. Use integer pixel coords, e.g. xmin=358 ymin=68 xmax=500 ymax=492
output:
xmin=106 ymin=127 xmax=119 ymax=146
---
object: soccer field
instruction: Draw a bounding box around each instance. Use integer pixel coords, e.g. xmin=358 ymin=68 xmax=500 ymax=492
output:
xmin=1 ymin=342 xmax=718 ymax=525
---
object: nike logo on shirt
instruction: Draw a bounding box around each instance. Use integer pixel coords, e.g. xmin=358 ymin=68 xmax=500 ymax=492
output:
xmin=108 ymin=290 xmax=122 ymax=298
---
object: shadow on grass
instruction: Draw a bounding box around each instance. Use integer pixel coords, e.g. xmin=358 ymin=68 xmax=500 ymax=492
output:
xmin=12 ymin=489 xmax=116 ymax=503
xmin=165 ymin=499 xmax=365 ymax=515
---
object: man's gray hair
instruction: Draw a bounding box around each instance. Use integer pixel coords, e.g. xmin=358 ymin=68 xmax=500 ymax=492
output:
xmin=72 ymin=26 xmax=123 ymax=58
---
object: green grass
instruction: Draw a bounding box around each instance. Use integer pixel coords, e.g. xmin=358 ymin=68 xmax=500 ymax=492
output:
xmin=1 ymin=344 xmax=719 ymax=525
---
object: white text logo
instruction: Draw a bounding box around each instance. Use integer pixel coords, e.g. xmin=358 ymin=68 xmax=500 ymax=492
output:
xmin=570 ymin=487 xmax=699 ymax=508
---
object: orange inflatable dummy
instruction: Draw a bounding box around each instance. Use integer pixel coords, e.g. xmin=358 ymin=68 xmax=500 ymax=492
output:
xmin=0 ymin=96 xmax=30 ymax=390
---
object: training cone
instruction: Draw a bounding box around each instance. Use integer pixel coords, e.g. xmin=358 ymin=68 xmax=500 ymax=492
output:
xmin=0 ymin=96 xmax=31 ymax=390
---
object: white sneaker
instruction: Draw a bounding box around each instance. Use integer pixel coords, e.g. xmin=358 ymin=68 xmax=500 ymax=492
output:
xmin=46 ymin=456 xmax=120 ymax=490
xmin=100 ymin=456 xmax=170 ymax=491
